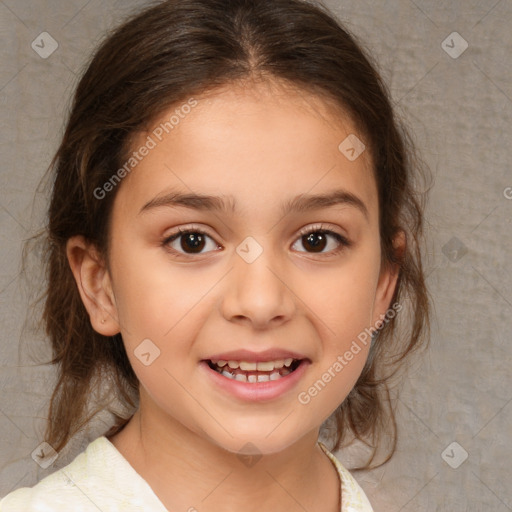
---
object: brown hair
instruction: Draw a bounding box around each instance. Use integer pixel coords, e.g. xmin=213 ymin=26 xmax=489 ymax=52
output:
xmin=23 ymin=0 xmax=432 ymax=470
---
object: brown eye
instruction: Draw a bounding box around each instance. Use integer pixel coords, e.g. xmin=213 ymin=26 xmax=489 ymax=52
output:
xmin=292 ymin=227 xmax=350 ymax=255
xmin=164 ymin=229 xmax=220 ymax=255
xmin=180 ymin=232 xmax=206 ymax=253
xmin=302 ymin=232 xmax=328 ymax=253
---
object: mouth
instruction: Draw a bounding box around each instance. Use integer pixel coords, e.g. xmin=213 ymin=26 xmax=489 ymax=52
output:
xmin=205 ymin=358 xmax=303 ymax=383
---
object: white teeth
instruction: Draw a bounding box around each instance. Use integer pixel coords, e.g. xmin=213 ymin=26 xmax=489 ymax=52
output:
xmin=239 ymin=361 xmax=257 ymax=371
xmin=210 ymin=357 xmax=301 ymax=383
xmin=212 ymin=358 xmax=297 ymax=371
xmin=256 ymin=361 xmax=275 ymax=371
xmin=217 ymin=367 xmax=293 ymax=383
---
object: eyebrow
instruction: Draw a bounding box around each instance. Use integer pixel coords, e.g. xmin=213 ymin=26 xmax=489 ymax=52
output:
xmin=139 ymin=188 xmax=369 ymax=222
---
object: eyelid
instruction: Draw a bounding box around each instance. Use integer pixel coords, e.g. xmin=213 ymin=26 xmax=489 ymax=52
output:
xmin=164 ymin=223 xmax=217 ymax=240
xmin=294 ymin=222 xmax=352 ymax=255
xmin=162 ymin=222 xmax=351 ymax=257
xmin=162 ymin=224 xmax=222 ymax=257
xmin=164 ymin=222 xmax=349 ymax=240
xmin=296 ymin=222 xmax=348 ymax=240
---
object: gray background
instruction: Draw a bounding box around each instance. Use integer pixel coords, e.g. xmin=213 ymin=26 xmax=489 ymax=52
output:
xmin=1 ymin=0 xmax=511 ymax=510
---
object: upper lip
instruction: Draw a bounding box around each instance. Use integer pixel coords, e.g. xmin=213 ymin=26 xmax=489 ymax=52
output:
xmin=203 ymin=349 xmax=309 ymax=363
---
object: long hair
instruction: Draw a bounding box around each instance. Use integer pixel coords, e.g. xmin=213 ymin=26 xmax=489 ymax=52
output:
xmin=23 ymin=0 xmax=432 ymax=470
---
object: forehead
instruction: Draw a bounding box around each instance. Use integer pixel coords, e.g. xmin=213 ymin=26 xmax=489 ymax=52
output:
xmin=114 ymin=78 xmax=378 ymax=223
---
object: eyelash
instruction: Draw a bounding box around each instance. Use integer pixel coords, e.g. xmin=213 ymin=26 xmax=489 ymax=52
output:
xmin=162 ymin=223 xmax=351 ymax=259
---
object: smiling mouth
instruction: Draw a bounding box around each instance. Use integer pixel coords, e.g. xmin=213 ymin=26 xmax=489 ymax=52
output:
xmin=206 ymin=358 xmax=303 ymax=383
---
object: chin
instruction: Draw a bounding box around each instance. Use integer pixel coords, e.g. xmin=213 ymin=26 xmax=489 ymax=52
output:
xmin=198 ymin=422 xmax=309 ymax=458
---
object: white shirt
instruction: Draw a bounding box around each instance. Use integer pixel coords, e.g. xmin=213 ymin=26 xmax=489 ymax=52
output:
xmin=0 ymin=436 xmax=374 ymax=511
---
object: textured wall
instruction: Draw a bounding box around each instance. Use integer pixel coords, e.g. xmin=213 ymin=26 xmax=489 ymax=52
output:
xmin=1 ymin=1 xmax=511 ymax=510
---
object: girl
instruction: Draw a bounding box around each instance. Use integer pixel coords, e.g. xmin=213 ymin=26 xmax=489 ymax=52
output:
xmin=1 ymin=0 xmax=431 ymax=510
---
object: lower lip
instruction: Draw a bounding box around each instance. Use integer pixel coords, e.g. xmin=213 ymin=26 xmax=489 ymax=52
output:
xmin=199 ymin=360 xmax=309 ymax=402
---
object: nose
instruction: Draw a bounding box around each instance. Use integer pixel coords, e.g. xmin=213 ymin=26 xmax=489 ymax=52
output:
xmin=220 ymin=243 xmax=296 ymax=330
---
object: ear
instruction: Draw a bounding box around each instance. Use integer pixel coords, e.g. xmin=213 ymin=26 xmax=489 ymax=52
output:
xmin=371 ymin=230 xmax=406 ymax=329
xmin=66 ymin=235 xmax=120 ymax=336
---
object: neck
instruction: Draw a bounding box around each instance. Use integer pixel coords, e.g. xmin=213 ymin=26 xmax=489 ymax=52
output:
xmin=107 ymin=397 xmax=340 ymax=511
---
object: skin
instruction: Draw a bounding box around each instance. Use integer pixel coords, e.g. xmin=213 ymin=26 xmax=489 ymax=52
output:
xmin=67 ymin=78 xmax=403 ymax=512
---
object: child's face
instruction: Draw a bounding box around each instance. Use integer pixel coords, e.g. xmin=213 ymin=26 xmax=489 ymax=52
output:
xmin=89 ymin=80 xmax=398 ymax=454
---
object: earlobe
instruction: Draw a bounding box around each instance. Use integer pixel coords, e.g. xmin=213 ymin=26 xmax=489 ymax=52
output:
xmin=66 ymin=235 xmax=120 ymax=336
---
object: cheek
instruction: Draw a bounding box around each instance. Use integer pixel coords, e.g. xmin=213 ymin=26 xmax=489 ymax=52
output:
xmin=296 ymin=258 xmax=379 ymax=342
xmin=110 ymin=251 xmax=221 ymax=391
xmin=293 ymin=250 xmax=378 ymax=405
xmin=110 ymin=244 xmax=207 ymax=336
xmin=296 ymin=343 xmax=371 ymax=428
